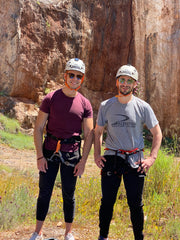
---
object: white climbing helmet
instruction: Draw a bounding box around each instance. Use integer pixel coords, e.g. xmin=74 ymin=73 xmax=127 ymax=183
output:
xmin=65 ymin=58 xmax=85 ymax=74
xmin=116 ymin=64 xmax=138 ymax=81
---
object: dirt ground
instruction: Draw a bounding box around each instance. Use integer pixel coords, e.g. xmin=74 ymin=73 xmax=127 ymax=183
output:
xmin=0 ymin=223 xmax=99 ymax=240
xmin=2 ymin=143 xmax=178 ymax=240
xmin=0 ymin=143 xmax=102 ymax=240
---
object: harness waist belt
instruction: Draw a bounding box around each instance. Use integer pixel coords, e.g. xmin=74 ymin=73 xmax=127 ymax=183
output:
xmin=47 ymin=132 xmax=81 ymax=144
xmin=104 ymin=147 xmax=144 ymax=155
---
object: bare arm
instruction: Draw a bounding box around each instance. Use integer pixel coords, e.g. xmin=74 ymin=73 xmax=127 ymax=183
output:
xmin=34 ymin=110 xmax=49 ymax=172
xmin=94 ymin=124 xmax=106 ymax=168
xmin=138 ymin=123 xmax=162 ymax=173
xmin=73 ymin=117 xmax=94 ymax=176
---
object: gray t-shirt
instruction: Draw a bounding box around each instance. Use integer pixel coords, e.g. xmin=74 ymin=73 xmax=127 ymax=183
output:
xmin=97 ymin=96 xmax=159 ymax=167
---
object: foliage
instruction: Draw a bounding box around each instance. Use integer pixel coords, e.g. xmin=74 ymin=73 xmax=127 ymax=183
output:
xmin=0 ymin=149 xmax=179 ymax=239
xmin=0 ymin=130 xmax=34 ymax=149
xmin=163 ymin=133 xmax=180 ymax=156
xmin=0 ymin=114 xmax=179 ymax=239
xmin=143 ymin=151 xmax=180 ymax=239
xmin=0 ymin=113 xmax=20 ymax=134
xmin=0 ymin=114 xmax=34 ymax=150
xmin=44 ymin=88 xmax=51 ymax=95
xmin=143 ymin=126 xmax=180 ymax=156
xmin=0 ymin=166 xmax=38 ymax=230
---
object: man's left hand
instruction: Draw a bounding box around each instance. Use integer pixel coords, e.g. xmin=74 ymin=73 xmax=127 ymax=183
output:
xmin=136 ymin=157 xmax=155 ymax=174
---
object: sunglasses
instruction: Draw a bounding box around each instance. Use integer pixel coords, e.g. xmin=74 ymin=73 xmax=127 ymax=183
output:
xmin=118 ymin=78 xmax=135 ymax=85
xmin=68 ymin=73 xmax=83 ymax=80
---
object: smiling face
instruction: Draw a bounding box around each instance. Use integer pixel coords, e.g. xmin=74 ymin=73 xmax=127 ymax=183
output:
xmin=116 ymin=75 xmax=137 ymax=96
xmin=64 ymin=70 xmax=84 ymax=90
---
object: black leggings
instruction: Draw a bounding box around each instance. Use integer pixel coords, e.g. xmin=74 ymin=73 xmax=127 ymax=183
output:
xmin=99 ymin=155 xmax=145 ymax=240
xmin=36 ymin=150 xmax=80 ymax=223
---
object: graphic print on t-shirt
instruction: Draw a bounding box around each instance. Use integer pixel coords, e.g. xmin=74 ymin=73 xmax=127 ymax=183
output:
xmin=111 ymin=114 xmax=136 ymax=128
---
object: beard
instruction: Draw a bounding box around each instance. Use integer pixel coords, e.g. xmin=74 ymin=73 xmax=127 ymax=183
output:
xmin=119 ymin=86 xmax=133 ymax=96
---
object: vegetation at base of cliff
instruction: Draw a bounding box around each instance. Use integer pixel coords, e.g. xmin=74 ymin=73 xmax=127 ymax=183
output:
xmin=0 ymin=113 xmax=34 ymax=150
xmin=0 ymin=151 xmax=179 ymax=239
xmin=0 ymin=113 xmax=180 ymax=156
xmin=0 ymin=114 xmax=179 ymax=239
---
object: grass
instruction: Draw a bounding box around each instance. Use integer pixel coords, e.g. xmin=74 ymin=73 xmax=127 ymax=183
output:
xmin=0 ymin=114 xmax=180 ymax=239
xmin=0 ymin=151 xmax=179 ymax=239
xmin=0 ymin=166 xmax=38 ymax=230
xmin=143 ymin=151 xmax=180 ymax=239
xmin=0 ymin=130 xmax=34 ymax=149
xmin=0 ymin=114 xmax=20 ymax=133
xmin=0 ymin=113 xmax=34 ymax=150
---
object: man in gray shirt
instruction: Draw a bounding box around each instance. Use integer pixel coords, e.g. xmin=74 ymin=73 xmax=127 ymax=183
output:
xmin=94 ymin=64 xmax=162 ymax=240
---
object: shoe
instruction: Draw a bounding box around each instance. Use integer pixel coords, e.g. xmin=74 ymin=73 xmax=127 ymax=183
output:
xmin=64 ymin=233 xmax=75 ymax=240
xmin=98 ymin=236 xmax=108 ymax=240
xmin=29 ymin=232 xmax=43 ymax=240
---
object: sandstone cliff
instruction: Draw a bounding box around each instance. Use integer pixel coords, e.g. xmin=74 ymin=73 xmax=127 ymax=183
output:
xmin=0 ymin=0 xmax=179 ymax=136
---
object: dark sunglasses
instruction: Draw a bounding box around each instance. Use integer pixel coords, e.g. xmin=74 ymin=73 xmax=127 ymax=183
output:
xmin=68 ymin=73 xmax=83 ymax=80
xmin=118 ymin=78 xmax=135 ymax=85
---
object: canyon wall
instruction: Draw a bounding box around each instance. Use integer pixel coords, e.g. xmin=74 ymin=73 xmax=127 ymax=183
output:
xmin=0 ymin=0 xmax=179 ymax=135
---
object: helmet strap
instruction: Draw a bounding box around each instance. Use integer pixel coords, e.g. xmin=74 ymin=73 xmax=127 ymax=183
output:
xmin=64 ymin=74 xmax=84 ymax=91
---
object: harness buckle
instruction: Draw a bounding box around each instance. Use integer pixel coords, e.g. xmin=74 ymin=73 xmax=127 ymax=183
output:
xmin=48 ymin=151 xmax=65 ymax=164
xmin=107 ymin=171 xmax=112 ymax=176
xmin=64 ymin=161 xmax=76 ymax=167
xmin=47 ymin=140 xmax=65 ymax=164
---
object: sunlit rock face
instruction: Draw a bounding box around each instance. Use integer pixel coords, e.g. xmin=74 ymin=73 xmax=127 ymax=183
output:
xmin=0 ymin=0 xmax=179 ymax=136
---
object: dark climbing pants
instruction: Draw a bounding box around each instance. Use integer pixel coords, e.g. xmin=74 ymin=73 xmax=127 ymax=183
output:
xmin=36 ymin=149 xmax=80 ymax=223
xmin=99 ymin=155 xmax=145 ymax=240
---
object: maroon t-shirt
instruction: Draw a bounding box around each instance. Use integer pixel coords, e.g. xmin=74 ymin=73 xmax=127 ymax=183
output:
xmin=40 ymin=89 xmax=93 ymax=152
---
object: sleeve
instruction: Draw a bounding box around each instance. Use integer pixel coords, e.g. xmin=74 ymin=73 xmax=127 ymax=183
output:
xmin=39 ymin=92 xmax=52 ymax=114
xmin=144 ymin=103 xmax=159 ymax=130
xmin=83 ymin=99 xmax=93 ymax=118
xmin=97 ymin=103 xmax=106 ymax=126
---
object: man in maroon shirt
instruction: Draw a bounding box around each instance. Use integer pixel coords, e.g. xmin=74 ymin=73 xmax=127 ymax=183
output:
xmin=30 ymin=58 xmax=94 ymax=240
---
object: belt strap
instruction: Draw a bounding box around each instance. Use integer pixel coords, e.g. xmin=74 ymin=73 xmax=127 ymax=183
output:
xmin=104 ymin=147 xmax=144 ymax=155
xmin=46 ymin=132 xmax=81 ymax=144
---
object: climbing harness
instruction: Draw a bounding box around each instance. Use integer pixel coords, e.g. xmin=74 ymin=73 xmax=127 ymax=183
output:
xmin=102 ymin=148 xmax=145 ymax=176
xmin=45 ymin=132 xmax=81 ymax=167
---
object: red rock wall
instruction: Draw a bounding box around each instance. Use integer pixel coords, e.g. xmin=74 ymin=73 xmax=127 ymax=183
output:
xmin=0 ymin=0 xmax=179 ymax=136
xmin=133 ymin=0 xmax=180 ymax=136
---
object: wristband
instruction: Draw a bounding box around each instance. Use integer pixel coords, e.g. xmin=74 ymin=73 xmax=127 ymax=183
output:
xmin=37 ymin=156 xmax=44 ymax=161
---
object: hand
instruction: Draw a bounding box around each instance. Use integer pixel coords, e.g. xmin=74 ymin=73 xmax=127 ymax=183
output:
xmin=94 ymin=156 xmax=106 ymax=169
xmin=136 ymin=157 xmax=155 ymax=174
xmin=37 ymin=157 xmax=48 ymax=173
xmin=73 ymin=160 xmax=85 ymax=177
